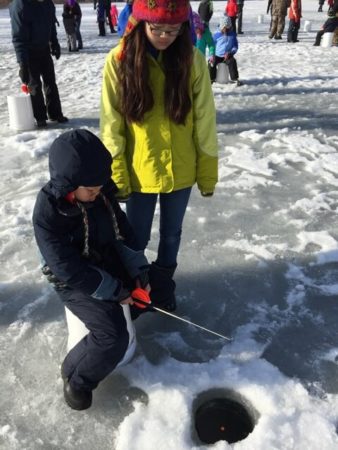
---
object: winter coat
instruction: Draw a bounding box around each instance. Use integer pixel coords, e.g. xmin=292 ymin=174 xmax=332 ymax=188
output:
xmin=225 ymin=0 xmax=238 ymax=18
xmin=288 ymin=0 xmax=302 ymax=21
xmin=63 ymin=2 xmax=82 ymax=22
xmin=271 ymin=0 xmax=290 ymax=16
xmin=213 ymin=30 xmax=238 ymax=57
xmin=63 ymin=16 xmax=76 ymax=35
xmin=9 ymin=0 xmax=59 ymax=64
xmin=100 ymin=46 xmax=218 ymax=198
xmin=322 ymin=15 xmax=338 ymax=32
xmin=196 ymin=26 xmax=215 ymax=56
xmin=110 ymin=4 xmax=118 ymax=27
xmin=198 ymin=0 xmax=213 ymax=24
xmin=33 ymin=130 xmax=148 ymax=302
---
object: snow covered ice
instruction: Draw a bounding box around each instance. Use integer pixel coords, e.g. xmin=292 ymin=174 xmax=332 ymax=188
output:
xmin=1 ymin=1 xmax=338 ymax=449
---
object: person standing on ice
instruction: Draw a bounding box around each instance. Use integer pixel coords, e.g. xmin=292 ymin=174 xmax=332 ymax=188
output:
xmin=63 ymin=0 xmax=83 ymax=50
xmin=287 ymin=0 xmax=302 ymax=42
xmin=193 ymin=10 xmax=215 ymax=65
xmin=32 ymin=129 xmax=150 ymax=410
xmin=269 ymin=0 xmax=290 ymax=40
xmin=100 ymin=0 xmax=218 ymax=313
xmin=9 ymin=0 xmax=68 ymax=128
xmin=225 ymin=0 xmax=238 ymax=33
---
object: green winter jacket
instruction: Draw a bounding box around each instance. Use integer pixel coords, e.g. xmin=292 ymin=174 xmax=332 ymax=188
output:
xmin=196 ymin=26 xmax=215 ymax=57
xmin=100 ymin=45 xmax=218 ymax=197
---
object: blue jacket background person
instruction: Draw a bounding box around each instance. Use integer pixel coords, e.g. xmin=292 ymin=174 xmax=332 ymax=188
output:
xmin=209 ymin=15 xmax=242 ymax=85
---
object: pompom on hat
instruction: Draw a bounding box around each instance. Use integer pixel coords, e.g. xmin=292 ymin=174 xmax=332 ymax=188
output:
xmin=132 ymin=0 xmax=190 ymax=24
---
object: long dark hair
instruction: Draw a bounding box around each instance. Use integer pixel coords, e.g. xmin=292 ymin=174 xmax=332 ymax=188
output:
xmin=118 ymin=21 xmax=193 ymax=125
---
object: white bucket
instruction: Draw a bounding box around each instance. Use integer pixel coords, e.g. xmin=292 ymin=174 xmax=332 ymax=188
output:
xmin=7 ymin=93 xmax=35 ymax=131
xmin=216 ymin=62 xmax=229 ymax=84
xmin=65 ymin=304 xmax=137 ymax=368
xmin=257 ymin=14 xmax=264 ymax=24
xmin=303 ymin=20 xmax=311 ymax=32
xmin=321 ymin=32 xmax=334 ymax=48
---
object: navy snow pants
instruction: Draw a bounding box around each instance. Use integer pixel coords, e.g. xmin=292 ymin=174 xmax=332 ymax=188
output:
xmin=61 ymin=291 xmax=129 ymax=392
xmin=27 ymin=47 xmax=63 ymax=121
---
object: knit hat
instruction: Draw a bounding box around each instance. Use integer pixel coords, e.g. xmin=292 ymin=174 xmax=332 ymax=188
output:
xmin=117 ymin=0 xmax=191 ymax=59
xmin=132 ymin=0 xmax=190 ymax=24
xmin=67 ymin=0 xmax=75 ymax=6
xmin=219 ymin=15 xmax=232 ymax=30
xmin=192 ymin=11 xmax=204 ymax=33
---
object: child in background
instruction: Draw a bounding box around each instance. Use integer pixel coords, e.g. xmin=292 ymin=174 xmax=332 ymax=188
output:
xmin=95 ymin=0 xmax=106 ymax=36
xmin=110 ymin=3 xmax=119 ymax=32
xmin=33 ymin=129 xmax=150 ymax=410
xmin=62 ymin=0 xmax=82 ymax=51
xmin=287 ymin=0 xmax=302 ymax=43
xmin=225 ymin=0 xmax=238 ymax=33
xmin=210 ymin=15 xmax=242 ymax=86
xmin=193 ymin=11 xmax=215 ymax=66
xmin=313 ymin=8 xmax=338 ymax=45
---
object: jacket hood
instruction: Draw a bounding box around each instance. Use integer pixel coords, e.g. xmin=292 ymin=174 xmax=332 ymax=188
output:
xmin=49 ymin=129 xmax=113 ymax=199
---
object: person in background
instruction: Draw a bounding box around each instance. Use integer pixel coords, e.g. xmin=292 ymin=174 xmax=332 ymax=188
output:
xmin=9 ymin=0 xmax=68 ymax=128
xmin=318 ymin=0 xmax=325 ymax=12
xmin=237 ymin=0 xmax=245 ymax=34
xmin=94 ymin=0 xmax=107 ymax=36
xmin=225 ymin=0 xmax=238 ymax=33
xmin=198 ymin=0 xmax=213 ymax=27
xmin=100 ymin=0 xmax=218 ymax=312
xmin=210 ymin=15 xmax=242 ymax=86
xmin=105 ymin=0 xmax=117 ymax=33
xmin=267 ymin=0 xmax=273 ymax=30
xmin=287 ymin=0 xmax=302 ymax=42
xmin=313 ymin=8 xmax=338 ymax=45
xmin=117 ymin=0 xmax=133 ymax=36
xmin=269 ymin=0 xmax=290 ymax=40
xmin=63 ymin=0 xmax=82 ymax=51
xmin=110 ymin=2 xmax=119 ymax=33
xmin=62 ymin=4 xmax=77 ymax=52
xmin=33 ymin=129 xmax=150 ymax=411
xmin=193 ymin=11 xmax=215 ymax=67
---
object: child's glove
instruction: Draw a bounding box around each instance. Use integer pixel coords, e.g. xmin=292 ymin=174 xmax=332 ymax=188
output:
xmin=201 ymin=191 xmax=214 ymax=197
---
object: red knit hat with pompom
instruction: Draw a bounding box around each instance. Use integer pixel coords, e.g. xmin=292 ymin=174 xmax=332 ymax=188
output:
xmin=132 ymin=0 xmax=190 ymax=24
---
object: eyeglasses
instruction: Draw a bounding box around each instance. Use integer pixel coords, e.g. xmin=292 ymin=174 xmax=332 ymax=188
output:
xmin=147 ymin=23 xmax=183 ymax=37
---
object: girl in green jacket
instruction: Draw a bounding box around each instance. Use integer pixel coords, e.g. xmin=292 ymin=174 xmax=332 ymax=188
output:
xmin=100 ymin=0 xmax=218 ymax=312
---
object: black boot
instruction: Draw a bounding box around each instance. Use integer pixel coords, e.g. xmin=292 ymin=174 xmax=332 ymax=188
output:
xmin=61 ymin=363 xmax=92 ymax=410
xmin=149 ymin=262 xmax=177 ymax=312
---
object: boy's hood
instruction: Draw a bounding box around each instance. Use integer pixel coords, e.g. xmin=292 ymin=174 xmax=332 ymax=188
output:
xmin=49 ymin=129 xmax=113 ymax=199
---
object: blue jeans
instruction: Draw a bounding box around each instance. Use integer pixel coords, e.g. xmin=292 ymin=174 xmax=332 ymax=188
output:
xmin=126 ymin=188 xmax=192 ymax=267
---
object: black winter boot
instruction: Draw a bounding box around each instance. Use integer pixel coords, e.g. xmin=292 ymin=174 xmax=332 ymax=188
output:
xmin=149 ymin=262 xmax=177 ymax=312
xmin=61 ymin=363 xmax=92 ymax=410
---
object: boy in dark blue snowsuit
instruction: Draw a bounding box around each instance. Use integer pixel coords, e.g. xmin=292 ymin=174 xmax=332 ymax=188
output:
xmin=33 ymin=129 xmax=149 ymax=410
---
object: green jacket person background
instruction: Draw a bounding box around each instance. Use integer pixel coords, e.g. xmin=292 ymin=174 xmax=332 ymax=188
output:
xmin=100 ymin=0 xmax=218 ymax=313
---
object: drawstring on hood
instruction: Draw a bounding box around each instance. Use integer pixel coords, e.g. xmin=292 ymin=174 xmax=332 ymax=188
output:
xmin=76 ymin=192 xmax=124 ymax=258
